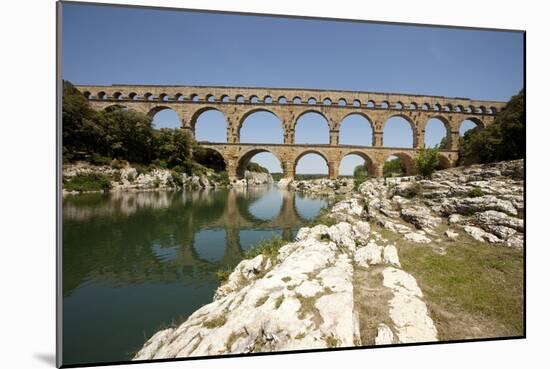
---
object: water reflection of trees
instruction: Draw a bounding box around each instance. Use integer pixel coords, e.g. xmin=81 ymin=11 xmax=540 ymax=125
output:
xmin=62 ymin=187 xmax=327 ymax=296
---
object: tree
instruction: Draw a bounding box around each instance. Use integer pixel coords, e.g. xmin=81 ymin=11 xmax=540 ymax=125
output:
xmin=246 ymin=162 xmax=269 ymax=173
xmin=415 ymin=146 xmax=440 ymax=178
xmin=62 ymin=80 xmax=108 ymax=161
xmin=383 ymin=157 xmax=404 ymax=177
xmin=459 ymin=89 xmax=525 ymax=165
xmin=102 ymin=108 xmax=156 ymax=164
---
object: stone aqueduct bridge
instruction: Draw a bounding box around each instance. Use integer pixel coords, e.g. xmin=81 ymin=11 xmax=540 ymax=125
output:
xmin=76 ymin=84 xmax=506 ymax=179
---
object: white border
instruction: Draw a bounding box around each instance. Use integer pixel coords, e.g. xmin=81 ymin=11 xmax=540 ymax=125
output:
xmin=1 ymin=1 xmax=546 ymax=368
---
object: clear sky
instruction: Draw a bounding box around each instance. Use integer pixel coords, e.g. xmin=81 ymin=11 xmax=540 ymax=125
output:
xmin=62 ymin=2 xmax=524 ymax=175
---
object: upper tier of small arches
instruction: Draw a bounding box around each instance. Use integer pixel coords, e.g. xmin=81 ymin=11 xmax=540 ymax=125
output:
xmin=80 ymin=88 xmax=501 ymax=116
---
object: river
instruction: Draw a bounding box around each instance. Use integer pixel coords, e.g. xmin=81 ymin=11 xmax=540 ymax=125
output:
xmin=62 ymin=185 xmax=328 ymax=365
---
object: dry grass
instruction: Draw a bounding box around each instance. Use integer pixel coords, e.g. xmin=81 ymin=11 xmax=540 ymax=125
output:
xmin=352 ymin=265 xmax=394 ymax=345
xmin=396 ymin=230 xmax=524 ymax=340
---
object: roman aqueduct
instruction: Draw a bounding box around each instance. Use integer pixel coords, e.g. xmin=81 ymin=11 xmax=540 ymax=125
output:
xmin=76 ymin=84 xmax=506 ymax=180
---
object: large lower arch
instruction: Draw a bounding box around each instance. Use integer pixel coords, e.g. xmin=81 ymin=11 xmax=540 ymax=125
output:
xmin=295 ymin=111 xmax=331 ymax=144
xmin=294 ymin=150 xmax=330 ymax=178
xmin=193 ymin=146 xmax=227 ymax=172
xmin=239 ymin=109 xmax=284 ymax=144
xmin=235 ymin=149 xmax=283 ymax=179
xmin=338 ymin=151 xmax=376 ymax=177
xmin=437 ymin=153 xmax=453 ymax=170
xmin=383 ymin=152 xmax=416 ymax=176
xmin=192 ymin=108 xmax=228 ymax=143
xmin=383 ymin=114 xmax=417 ymax=148
xmin=339 ymin=113 xmax=374 ymax=146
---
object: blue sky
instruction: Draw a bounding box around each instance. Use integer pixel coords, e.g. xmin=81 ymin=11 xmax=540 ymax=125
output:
xmin=62 ymin=3 xmax=524 ymax=175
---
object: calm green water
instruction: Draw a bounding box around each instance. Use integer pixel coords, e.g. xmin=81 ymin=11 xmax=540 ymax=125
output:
xmin=62 ymin=185 xmax=328 ymax=365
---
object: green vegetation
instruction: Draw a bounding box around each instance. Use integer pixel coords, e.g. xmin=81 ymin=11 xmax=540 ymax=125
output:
xmin=415 ymin=146 xmax=440 ymax=178
xmin=396 ymin=229 xmax=524 ymax=340
xmin=323 ymin=333 xmax=341 ymax=348
xmin=202 ymin=315 xmax=227 ymax=329
xmin=271 ymin=172 xmax=284 ymax=181
xmin=243 ymin=236 xmax=285 ymax=261
xmin=215 ymin=267 xmax=233 ymax=283
xmin=274 ymin=295 xmax=285 ymax=309
xmin=246 ymin=162 xmax=269 ymax=173
xmin=62 ymin=80 xmax=229 ymax=180
xmin=255 ymin=295 xmax=269 ymax=307
xmin=383 ymin=157 xmax=404 ymax=177
xmin=459 ymin=89 xmax=525 ymax=165
xmin=468 ymin=187 xmax=485 ymax=197
xmin=63 ymin=173 xmax=112 ymax=192
xmin=305 ymin=206 xmax=338 ymax=227
xmin=353 ymin=163 xmax=369 ymax=190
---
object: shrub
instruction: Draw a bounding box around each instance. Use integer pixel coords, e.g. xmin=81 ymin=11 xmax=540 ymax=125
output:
xmin=244 ymin=236 xmax=285 ymax=261
xmin=246 ymin=162 xmax=269 ymax=173
xmin=170 ymin=170 xmax=183 ymax=188
xmin=110 ymin=159 xmax=128 ymax=170
xmin=64 ymin=173 xmax=112 ymax=192
xmin=353 ymin=164 xmax=369 ymax=190
xmin=468 ymin=187 xmax=485 ymax=197
xmin=153 ymin=177 xmax=161 ymax=188
xmin=415 ymin=146 xmax=440 ymax=178
xmin=90 ymin=153 xmax=111 ymax=166
xmin=215 ymin=267 xmax=233 ymax=283
xmin=384 ymin=158 xmax=404 ymax=177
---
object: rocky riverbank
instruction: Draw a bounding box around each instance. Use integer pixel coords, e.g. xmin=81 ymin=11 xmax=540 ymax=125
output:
xmin=62 ymin=162 xmax=273 ymax=194
xmin=133 ymin=159 xmax=524 ymax=359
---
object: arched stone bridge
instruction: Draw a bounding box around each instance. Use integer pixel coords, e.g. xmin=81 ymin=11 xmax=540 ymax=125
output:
xmin=76 ymin=84 xmax=506 ymax=179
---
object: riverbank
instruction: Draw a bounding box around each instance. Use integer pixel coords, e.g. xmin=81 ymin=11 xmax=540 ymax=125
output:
xmin=62 ymin=162 xmax=273 ymax=195
xmin=132 ymin=159 xmax=524 ymax=359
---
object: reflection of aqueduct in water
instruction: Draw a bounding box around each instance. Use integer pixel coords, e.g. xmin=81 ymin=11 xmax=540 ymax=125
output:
xmin=179 ymin=188 xmax=308 ymax=268
xmin=77 ymin=84 xmax=506 ymax=179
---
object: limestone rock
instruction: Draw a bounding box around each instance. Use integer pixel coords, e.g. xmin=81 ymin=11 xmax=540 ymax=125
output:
xmin=354 ymin=242 xmax=382 ymax=268
xmin=383 ymin=245 xmax=401 ymax=267
xmin=404 ymin=232 xmax=431 ymax=244
xmin=382 ymin=267 xmax=438 ymax=343
xmin=463 ymin=226 xmax=501 ymax=243
xmin=444 ymin=229 xmax=459 ymax=240
xmin=375 ymin=324 xmax=394 ymax=345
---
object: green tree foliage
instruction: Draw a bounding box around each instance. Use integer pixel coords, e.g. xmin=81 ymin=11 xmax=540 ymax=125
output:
xmin=383 ymin=157 xmax=404 ymax=177
xmin=353 ymin=163 xmax=369 ymax=189
xmin=459 ymin=89 xmax=525 ymax=165
xmin=62 ymin=80 xmax=195 ymax=170
xmin=192 ymin=143 xmax=226 ymax=172
xmin=415 ymin=146 xmax=440 ymax=178
xmin=62 ymin=81 xmax=108 ymax=161
xmin=246 ymin=162 xmax=269 ymax=173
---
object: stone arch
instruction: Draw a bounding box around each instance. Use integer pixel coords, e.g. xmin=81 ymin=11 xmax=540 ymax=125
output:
xmin=148 ymin=106 xmax=182 ymax=129
xmin=338 ymin=112 xmax=375 ymax=146
xmin=460 ymin=116 xmax=486 ymax=129
xmin=294 ymin=110 xmax=331 ymax=144
xmin=423 ymin=115 xmax=452 ymax=149
xmin=238 ymin=109 xmax=284 ymax=144
xmin=293 ymin=150 xmax=330 ymax=175
xmin=195 ymin=146 xmax=228 ymax=172
xmin=384 ymin=152 xmax=416 ymax=176
xmin=339 ymin=151 xmax=376 ymax=176
xmin=192 ymin=107 xmax=228 ymax=142
xmin=236 ymin=148 xmax=283 ymax=179
xmin=382 ymin=113 xmax=418 ymax=148
xmin=437 ymin=153 xmax=453 ymax=170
